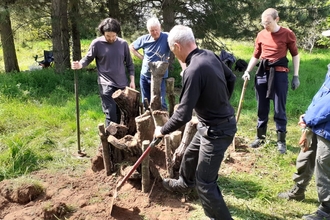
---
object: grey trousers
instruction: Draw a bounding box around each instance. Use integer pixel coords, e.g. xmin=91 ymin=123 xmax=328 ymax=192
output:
xmin=292 ymin=133 xmax=317 ymax=189
xmin=315 ymin=135 xmax=330 ymax=205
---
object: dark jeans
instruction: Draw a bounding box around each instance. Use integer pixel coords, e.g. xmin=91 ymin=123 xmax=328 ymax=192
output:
xmin=179 ymin=118 xmax=236 ymax=220
xmin=98 ymin=84 xmax=121 ymax=127
xmin=255 ymin=71 xmax=288 ymax=132
xmin=140 ymin=74 xmax=167 ymax=110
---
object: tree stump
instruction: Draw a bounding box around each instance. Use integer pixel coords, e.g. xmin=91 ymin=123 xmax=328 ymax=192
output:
xmin=172 ymin=116 xmax=198 ymax=171
xmin=166 ymin=77 xmax=175 ymax=117
xmin=98 ymin=123 xmax=112 ymax=175
xmin=149 ymin=61 xmax=169 ymax=112
xmin=141 ymin=140 xmax=150 ymax=193
xmin=112 ymin=87 xmax=140 ymax=135
xmin=135 ymin=110 xmax=155 ymax=145
xmin=164 ymin=135 xmax=174 ymax=178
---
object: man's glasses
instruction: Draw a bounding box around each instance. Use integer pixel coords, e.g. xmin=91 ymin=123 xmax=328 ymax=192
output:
xmin=260 ymin=21 xmax=272 ymax=26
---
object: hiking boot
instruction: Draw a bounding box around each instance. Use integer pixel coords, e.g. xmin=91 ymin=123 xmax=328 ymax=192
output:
xmin=278 ymin=184 xmax=305 ymax=201
xmin=250 ymin=127 xmax=266 ymax=148
xmin=302 ymin=209 xmax=330 ymax=220
xmin=162 ymin=178 xmax=192 ymax=194
xmin=250 ymin=138 xmax=265 ymax=148
xmin=277 ymin=132 xmax=287 ymax=154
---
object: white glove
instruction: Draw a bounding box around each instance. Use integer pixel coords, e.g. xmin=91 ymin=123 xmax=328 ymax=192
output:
xmin=242 ymin=71 xmax=250 ymax=80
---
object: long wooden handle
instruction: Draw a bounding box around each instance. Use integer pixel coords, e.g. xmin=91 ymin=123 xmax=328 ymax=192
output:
xmin=236 ymin=79 xmax=248 ymax=123
xmin=116 ymin=137 xmax=162 ymax=189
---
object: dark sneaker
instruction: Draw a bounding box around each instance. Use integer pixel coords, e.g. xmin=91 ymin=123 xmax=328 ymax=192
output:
xmin=162 ymin=178 xmax=192 ymax=194
xmin=302 ymin=209 xmax=330 ymax=220
xmin=277 ymin=141 xmax=287 ymax=154
xmin=250 ymin=138 xmax=265 ymax=148
xmin=278 ymin=185 xmax=305 ymax=201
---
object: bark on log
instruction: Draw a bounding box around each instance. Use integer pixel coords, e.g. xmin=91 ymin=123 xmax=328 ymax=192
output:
xmin=107 ymin=135 xmax=141 ymax=155
xmin=135 ymin=110 xmax=155 ymax=145
xmin=98 ymin=123 xmax=112 ymax=176
xmin=166 ymin=77 xmax=175 ymax=117
xmin=164 ymin=135 xmax=174 ymax=178
xmin=112 ymin=87 xmax=140 ymax=135
xmin=149 ymin=61 xmax=169 ymax=112
xmin=141 ymin=140 xmax=150 ymax=193
xmin=172 ymin=116 xmax=198 ymax=170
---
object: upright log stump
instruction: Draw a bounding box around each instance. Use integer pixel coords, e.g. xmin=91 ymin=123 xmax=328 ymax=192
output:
xmin=112 ymin=87 xmax=140 ymax=135
xmin=149 ymin=61 xmax=169 ymax=112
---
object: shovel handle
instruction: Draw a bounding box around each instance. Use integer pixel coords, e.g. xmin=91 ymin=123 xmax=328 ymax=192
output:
xmin=116 ymin=137 xmax=162 ymax=189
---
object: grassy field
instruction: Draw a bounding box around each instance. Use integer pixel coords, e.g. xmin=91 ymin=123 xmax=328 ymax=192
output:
xmin=0 ymin=39 xmax=329 ymax=219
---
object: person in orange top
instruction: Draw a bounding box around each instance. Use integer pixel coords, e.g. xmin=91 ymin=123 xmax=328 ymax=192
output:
xmin=242 ymin=8 xmax=300 ymax=154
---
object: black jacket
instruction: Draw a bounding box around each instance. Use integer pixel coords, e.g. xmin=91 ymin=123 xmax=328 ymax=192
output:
xmin=161 ymin=48 xmax=236 ymax=134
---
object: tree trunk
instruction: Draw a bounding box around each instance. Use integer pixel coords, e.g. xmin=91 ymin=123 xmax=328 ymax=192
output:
xmin=107 ymin=0 xmax=120 ymax=31
xmin=51 ymin=0 xmax=70 ymax=73
xmin=69 ymin=0 xmax=81 ymax=61
xmin=61 ymin=0 xmax=70 ymax=69
xmin=0 ymin=5 xmax=19 ymax=73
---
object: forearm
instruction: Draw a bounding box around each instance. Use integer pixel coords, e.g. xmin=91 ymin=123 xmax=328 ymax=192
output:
xmin=245 ymin=57 xmax=259 ymax=72
xmin=129 ymin=44 xmax=143 ymax=60
xmin=292 ymin=55 xmax=300 ymax=76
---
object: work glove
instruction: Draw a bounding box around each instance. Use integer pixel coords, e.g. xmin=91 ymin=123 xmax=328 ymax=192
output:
xmin=299 ymin=127 xmax=313 ymax=152
xmin=291 ymin=75 xmax=300 ymax=90
xmin=242 ymin=71 xmax=250 ymax=80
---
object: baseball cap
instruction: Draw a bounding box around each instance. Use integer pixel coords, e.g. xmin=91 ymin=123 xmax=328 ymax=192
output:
xmin=322 ymin=30 xmax=330 ymax=37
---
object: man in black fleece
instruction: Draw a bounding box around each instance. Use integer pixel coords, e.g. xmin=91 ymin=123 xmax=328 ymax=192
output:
xmin=154 ymin=25 xmax=236 ymax=220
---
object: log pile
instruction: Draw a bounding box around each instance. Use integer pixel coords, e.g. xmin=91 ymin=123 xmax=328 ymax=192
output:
xmin=92 ymin=61 xmax=198 ymax=192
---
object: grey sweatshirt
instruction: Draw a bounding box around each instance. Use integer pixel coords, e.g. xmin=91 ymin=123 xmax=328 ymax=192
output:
xmin=80 ymin=36 xmax=135 ymax=88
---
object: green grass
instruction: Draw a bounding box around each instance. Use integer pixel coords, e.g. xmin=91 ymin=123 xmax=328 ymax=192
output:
xmin=0 ymin=40 xmax=328 ymax=219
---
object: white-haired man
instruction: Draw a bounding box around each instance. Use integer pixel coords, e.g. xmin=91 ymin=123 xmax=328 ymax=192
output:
xmin=154 ymin=25 xmax=237 ymax=220
xmin=129 ymin=17 xmax=170 ymax=110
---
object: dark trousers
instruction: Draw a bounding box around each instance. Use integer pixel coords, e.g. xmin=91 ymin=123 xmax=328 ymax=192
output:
xmin=98 ymin=84 xmax=121 ymax=127
xmin=255 ymin=71 xmax=288 ymax=132
xmin=179 ymin=118 xmax=236 ymax=220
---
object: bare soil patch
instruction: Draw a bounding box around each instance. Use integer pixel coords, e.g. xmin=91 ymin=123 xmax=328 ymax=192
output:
xmin=0 ymin=138 xmax=254 ymax=220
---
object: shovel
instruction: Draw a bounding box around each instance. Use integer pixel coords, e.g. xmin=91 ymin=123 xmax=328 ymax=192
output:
xmin=232 ymin=78 xmax=248 ymax=150
xmin=109 ymin=137 xmax=162 ymax=216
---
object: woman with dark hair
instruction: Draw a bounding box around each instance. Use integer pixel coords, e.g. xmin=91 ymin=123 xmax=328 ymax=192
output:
xmin=72 ymin=18 xmax=135 ymax=126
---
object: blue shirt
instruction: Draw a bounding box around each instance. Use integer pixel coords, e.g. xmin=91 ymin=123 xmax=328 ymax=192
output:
xmin=132 ymin=32 xmax=170 ymax=78
xmin=304 ymin=64 xmax=330 ymax=141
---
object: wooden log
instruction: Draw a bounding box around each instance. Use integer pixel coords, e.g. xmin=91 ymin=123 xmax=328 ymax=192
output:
xmin=169 ymin=130 xmax=182 ymax=151
xmin=172 ymin=116 xmax=198 ymax=170
xmin=107 ymin=135 xmax=141 ymax=155
xmin=98 ymin=123 xmax=112 ymax=176
xmin=112 ymin=87 xmax=140 ymax=135
xmin=164 ymin=135 xmax=174 ymax=178
xmin=166 ymin=77 xmax=175 ymax=117
xmin=135 ymin=110 xmax=154 ymax=145
xmin=149 ymin=61 xmax=169 ymax=111
xmin=152 ymin=110 xmax=169 ymax=127
xmin=105 ymin=121 xmax=128 ymax=139
xmin=141 ymin=140 xmax=150 ymax=193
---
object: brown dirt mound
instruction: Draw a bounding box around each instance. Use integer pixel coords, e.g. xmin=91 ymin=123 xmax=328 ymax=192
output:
xmin=0 ymin=141 xmax=255 ymax=220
